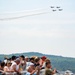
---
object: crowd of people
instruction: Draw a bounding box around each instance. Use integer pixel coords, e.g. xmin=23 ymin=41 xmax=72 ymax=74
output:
xmin=0 ymin=55 xmax=56 ymax=75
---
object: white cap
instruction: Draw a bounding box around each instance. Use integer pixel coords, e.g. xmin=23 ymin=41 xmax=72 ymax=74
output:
xmin=26 ymin=66 xmax=30 ymax=70
xmin=29 ymin=62 xmax=34 ymax=66
xmin=14 ymin=58 xmax=20 ymax=62
xmin=25 ymin=56 xmax=28 ymax=58
xmin=4 ymin=60 xmax=7 ymax=64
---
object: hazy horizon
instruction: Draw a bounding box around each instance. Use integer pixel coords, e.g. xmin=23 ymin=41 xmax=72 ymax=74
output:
xmin=1 ymin=51 xmax=75 ymax=58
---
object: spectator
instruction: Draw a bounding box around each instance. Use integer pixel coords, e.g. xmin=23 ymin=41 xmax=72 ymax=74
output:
xmin=26 ymin=57 xmax=35 ymax=69
xmin=19 ymin=55 xmax=26 ymax=71
xmin=4 ymin=56 xmax=8 ymax=64
xmin=10 ymin=56 xmax=17 ymax=71
xmin=14 ymin=58 xmax=21 ymax=73
xmin=40 ymin=56 xmax=47 ymax=67
xmin=0 ymin=62 xmax=5 ymax=74
xmin=45 ymin=61 xmax=56 ymax=75
xmin=42 ymin=58 xmax=51 ymax=68
xmin=34 ymin=57 xmax=40 ymax=67
xmin=26 ymin=63 xmax=40 ymax=75
xmin=25 ymin=56 xmax=29 ymax=62
xmin=4 ymin=60 xmax=14 ymax=73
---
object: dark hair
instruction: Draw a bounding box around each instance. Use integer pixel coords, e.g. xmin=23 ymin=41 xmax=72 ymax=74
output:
xmin=20 ymin=55 xmax=25 ymax=60
xmin=34 ymin=57 xmax=40 ymax=62
xmin=8 ymin=58 xmax=11 ymax=61
xmin=46 ymin=61 xmax=51 ymax=66
xmin=0 ymin=60 xmax=2 ymax=64
xmin=11 ymin=56 xmax=16 ymax=60
xmin=29 ymin=58 xmax=34 ymax=61
xmin=45 ymin=59 xmax=51 ymax=63
xmin=1 ymin=62 xmax=5 ymax=68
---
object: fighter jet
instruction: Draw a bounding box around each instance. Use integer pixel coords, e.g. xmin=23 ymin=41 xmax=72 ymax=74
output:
xmin=59 ymin=9 xmax=63 ymax=11
xmin=50 ymin=6 xmax=54 ymax=8
xmin=52 ymin=10 xmax=56 ymax=12
xmin=56 ymin=6 xmax=60 ymax=8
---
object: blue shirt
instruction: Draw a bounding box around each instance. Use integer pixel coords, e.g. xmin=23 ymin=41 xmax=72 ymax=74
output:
xmin=25 ymin=72 xmax=37 ymax=75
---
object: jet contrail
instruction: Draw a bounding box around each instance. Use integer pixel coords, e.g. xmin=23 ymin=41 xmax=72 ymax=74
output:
xmin=0 ymin=12 xmax=50 ymax=21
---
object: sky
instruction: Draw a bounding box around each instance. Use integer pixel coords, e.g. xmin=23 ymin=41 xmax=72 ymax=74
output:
xmin=0 ymin=0 xmax=75 ymax=58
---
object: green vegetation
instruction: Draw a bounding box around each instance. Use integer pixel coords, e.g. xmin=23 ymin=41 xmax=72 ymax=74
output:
xmin=0 ymin=52 xmax=75 ymax=73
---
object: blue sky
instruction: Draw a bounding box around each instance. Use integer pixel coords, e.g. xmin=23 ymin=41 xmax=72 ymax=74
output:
xmin=0 ymin=0 xmax=75 ymax=58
